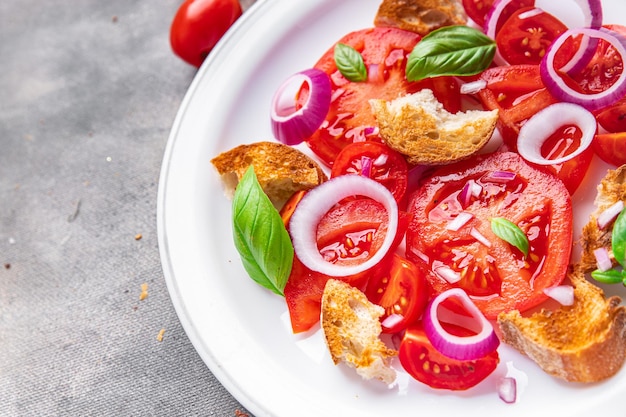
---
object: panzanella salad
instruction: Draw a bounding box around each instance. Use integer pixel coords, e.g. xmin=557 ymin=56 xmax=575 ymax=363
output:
xmin=211 ymin=0 xmax=626 ymax=401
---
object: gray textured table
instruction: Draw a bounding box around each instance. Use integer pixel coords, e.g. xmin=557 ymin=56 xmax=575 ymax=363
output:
xmin=1 ymin=0 xmax=255 ymax=415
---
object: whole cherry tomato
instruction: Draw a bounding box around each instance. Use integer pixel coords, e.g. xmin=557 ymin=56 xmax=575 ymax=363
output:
xmin=170 ymin=0 xmax=242 ymax=67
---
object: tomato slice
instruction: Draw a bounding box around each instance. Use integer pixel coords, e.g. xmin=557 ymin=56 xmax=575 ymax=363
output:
xmin=477 ymin=64 xmax=560 ymax=148
xmin=331 ymin=141 xmax=409 ymax=207
xmin=284 ymin=198 xmax=410 ymax=333
xmin=594 ymin=132 xmax=626 ymax=167
xmin=596 ymin=96 xmax=626 ymax=133
xmin=405 ymin=152 xmax=572 ymax=319
xmin=364 ymin=254 xmax=429 ymax=334
xmin=496 ymin=7 xmax=569 ymax=66
xmin=399 ymin=322 xmax=499 ymax=390
xmin=306 ymin=27 xmax=461 ymax=166
xmin=461 ymin=0 xmax=496 ymax=27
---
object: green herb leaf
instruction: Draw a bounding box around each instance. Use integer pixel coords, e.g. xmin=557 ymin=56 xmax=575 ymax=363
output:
xmin=491 ymin=217 xmax=529 ymax=257
xmin=591 ymin=268 xmax=625 ymax=285
xmin=406 ymin=25 xmax=496 ymax=82
xmin=334 ymin=43 xmax=367 ymax=82
xmin=232 ymin=166 xmax=294 ymax=296
xmin=612 ymin=207 xmax=626 ymax=267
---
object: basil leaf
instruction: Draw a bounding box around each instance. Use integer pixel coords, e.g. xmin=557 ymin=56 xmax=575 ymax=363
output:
xmin=334 ymin=43 xmax=367 ymax=82
xmin=490 ymin=217 xmax=529 ymax=257
xmin=232 ymin=166 xmax=293 ymax=296
xmin=612 ymin=207 xmax=626 ymax=267
xmin=406 ymin=25 xmax=496 ymax=81
xmin=591 ymin=268 xmax=624 ymax=285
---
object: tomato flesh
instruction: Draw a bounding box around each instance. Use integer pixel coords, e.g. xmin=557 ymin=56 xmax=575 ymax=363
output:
xmin=496 ymin=8 xmax=569 ymax=66
xmin=169 ymin=0 xmax=242 ymax=67
xmin=405 ymin=152 xmax=572 ymax=319
xmin=399 ymin=322 xmax=499 ymax=390
xmin=331 ymin=141 xmax=409 ymax=207
xmin=594 ymin=132 xmax=626 ymax=166
xmin=364 ymin=254 xmax=429 ymax=334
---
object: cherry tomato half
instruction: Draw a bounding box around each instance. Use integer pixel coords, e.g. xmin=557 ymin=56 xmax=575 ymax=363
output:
xmin=330 ymin=141 xmax=409 ymax=207
xmin=496 ymin=7 xmax=568 ymax=66
xmin=399 ymin=322 xmax=499 ymax=390
xmin=594 ymin=132 xmax=626 ymax=167
xmin=170 ymin=0 xmax=242 ymax=67
xmin=364 ymin=254 xmax=429 ymax=334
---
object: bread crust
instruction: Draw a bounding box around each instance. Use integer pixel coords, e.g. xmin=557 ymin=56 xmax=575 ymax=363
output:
xmin=370 ymin=90 xmax=498 ymax=165
xmin=210 ymin=141 xmax=327 ymax=209
xmin=374 ymin=0 xmax=467 ymax=35
xmin=579 ymin=164 xmax=626 ymax=273
xmin=498 ymin=270 xmax=626 ymax=382
xmin=321 ymin=279 xmax=397 ymax=384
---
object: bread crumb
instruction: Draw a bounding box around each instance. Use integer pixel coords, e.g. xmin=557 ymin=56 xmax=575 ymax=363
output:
xmin=134 ymin=233 xmax=142 ymax=241
xmin=156 ymin=328 xmax=165 ymax=342
xmin=234 ymin=410 xmax=250 ymax=417
xmin=139 ymin=283 xmax=148 ymax=301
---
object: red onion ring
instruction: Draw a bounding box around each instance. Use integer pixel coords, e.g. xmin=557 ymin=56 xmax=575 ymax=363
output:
xmin=541 ymin=28 xmax=626 ymax=111
xmin=423 ymin=288 xmax=500 ymax=361
xmin=516 ymin=102 xmax=596 ymax=165
xmin=270 ymin=68 xmax=331 ymax=145
xmin=543 ymin=285 xmax=574 ymax=306
xmin=289 ymin=175 xmax=399 ymax=277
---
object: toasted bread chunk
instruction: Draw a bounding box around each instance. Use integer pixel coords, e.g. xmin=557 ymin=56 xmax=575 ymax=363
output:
xmin=579 ymin=164 xmax=626 ymax=273
xmin=320 ymin=279 xmax=397 ymax=384
xmin=211 ymin=141 xmax=327 ymax=209
xmin=374 ymin=0 xmax=467 ymax=35
xmin=370 ymin=89 xmax=498 ymax=165
xmin=497 ymin=270 xmax=626 ymax=383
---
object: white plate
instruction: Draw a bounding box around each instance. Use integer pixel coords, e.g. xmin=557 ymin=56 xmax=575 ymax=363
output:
xmin=157 ymin=1 xmax=626 ymax=416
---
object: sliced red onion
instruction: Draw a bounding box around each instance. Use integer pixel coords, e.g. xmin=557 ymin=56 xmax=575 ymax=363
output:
xmin=423 ymin=288 xmax=500 ymax=361
xmin=543 ymin=285 xmax=574 ymax=306
xmin=360 ymin=156 xmax=373 ymax=178
xmin=559 ymin=0 xmax=604 ymax=75
xmin=446 ymin=212 xmax=474 ymax=231
xmin=382 ymin=313 xmax=405 ymax=330
xmin=471 ymin=227 xmax=492 ymax=247
xmin=516 ymin=102 xmax=596 ymax=166
xmin=434 ymin=263 xmax=462 ymax=284
xmin=597 ymin=200 xmax=624 ymax=229
xmin=498 ymin=376 xmax=517 ymax=404
xmin=289 ymin=175 xmax=398 ymax=277
xmin=594 ymin=247 xmax=614 ymax=272
xmin=459 ymin=180 xmax=482 ymax=207
xmin=271 ymin=68 xmax=331 ymax=145
xmin=541 ymin=28 xmax=626 ymax=111
xmin=483 ymin=170 xmax=516 ymax=183
xmin=460 ymin=80 xmax=487 ymax=95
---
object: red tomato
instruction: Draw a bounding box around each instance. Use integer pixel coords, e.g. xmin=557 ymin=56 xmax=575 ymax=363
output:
xmin=330 ymin=141 xmax=409 ymax=207
xmin=496 ymin=8 xmax=568 ymax=66
xmin=594 ymin=132 xmax=626 ymax=166
xmin=399 ymin=322 xmax=499 ymax=390
xmin=477 ymin=64 xmax=559 ymax=148
xmin=405 ymin=152 xmax=572 ymax=319
xmin=461 ymin=0 xmax=496 ymax=27
xmin=284 ymin=198 xmax=410 ymax=333
xmin=596 ymin=97 xmax=626 ymax=133
xmin=364 ymin=254 xmax=429 ymax=334
xmin=305 ymin=27 xmax=461 ymax=166
xmin=170 ymin=0 xmax=242 ymax=67
xmin=280 ymin=190 xmax=307 ymax=228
